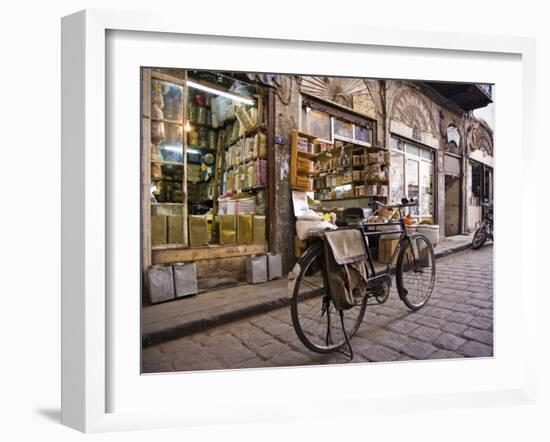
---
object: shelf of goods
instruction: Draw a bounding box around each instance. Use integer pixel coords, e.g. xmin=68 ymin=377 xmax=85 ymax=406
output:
xmin=290 ymin=129 xmax=390 ymax=202
xmin=148 ymin=71 xmax=268 ymax=253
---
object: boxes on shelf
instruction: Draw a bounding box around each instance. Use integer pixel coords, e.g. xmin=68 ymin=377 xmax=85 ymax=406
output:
xmin=352 ymin=170 xmax=364 ymax=182
xmin=295 ymin=176 xmax=312 ymax=191
xmin=366 ymin=185 xmax=379 ymax=196
xmin=267 ymin=253 xmax=282 ymax=280
xmin=237 ymin=215 xmax=253 ymax=244
xmin=297 ymin=136 xmax=309 ymax=153
xmin=246 ymin=254 xmax=268 ymax=284
xmin=354 ymin=185 xmax=366 ymax=196
xmin=367 ymin=151 xmax=384 ymax=164
xmin=219 ymin=214 xmax=237 ymax=245
xmin=378 ymin=238 xmax=399 ymax=265
xmin=167 ymin=215 xmax=184 ymax=244
xmin=188 ymin=215 xmax=208 ymax=247
xmin=253 ymin=215 xmax=266 ymax=244
xmin=173 ymin=262 xmax=198 ymax=298
xmin=187 ymin=163 xmax=201 ymax=183
xmin=254 ymin=132 xmax=267 ymax=158
xmin=297 ymin=157 xmax=313 ymax=173
xmin=151 ymin=215 xmax=167 ymax=246
xmin=148 ymin=265 xmax=175 ymax=304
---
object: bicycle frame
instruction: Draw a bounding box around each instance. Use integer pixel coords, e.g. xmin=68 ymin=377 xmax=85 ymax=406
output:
xmin=357 ymin=204 xmax=418 ymax=279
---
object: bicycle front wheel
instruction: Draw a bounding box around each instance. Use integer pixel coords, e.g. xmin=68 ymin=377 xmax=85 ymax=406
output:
xmin=396 ymin=234 xmax=436 ymax=311
xmin=290 ymin=242 xmax=367 ymax=354
xmin=472 ymin=225 xmax=487 ymax=249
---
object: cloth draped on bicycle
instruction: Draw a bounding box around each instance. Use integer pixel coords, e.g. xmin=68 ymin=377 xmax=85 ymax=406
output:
xmin=323 ymin=229 xmax=369 ymax=310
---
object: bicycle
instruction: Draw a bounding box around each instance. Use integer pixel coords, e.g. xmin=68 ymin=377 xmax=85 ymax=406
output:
xmin=472 ymin=201 xmax=493 ymax=249
xmin=289 ymin=198 xmax=436 ymax=358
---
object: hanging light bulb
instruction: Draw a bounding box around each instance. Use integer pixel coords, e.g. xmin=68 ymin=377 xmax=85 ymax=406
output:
xmin=184 ymin=120 xmax=191 ymax=132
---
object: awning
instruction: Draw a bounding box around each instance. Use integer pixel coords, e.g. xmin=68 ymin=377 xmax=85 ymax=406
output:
xmin=424 ymin=82 xmax=493 ymax=111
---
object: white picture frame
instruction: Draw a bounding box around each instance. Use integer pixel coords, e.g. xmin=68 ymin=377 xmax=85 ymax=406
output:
xmin=61 ymin=9 xmax=537 ymax=433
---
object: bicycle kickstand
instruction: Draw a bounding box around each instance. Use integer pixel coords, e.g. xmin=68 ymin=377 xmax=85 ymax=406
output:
xmin=337 ymin=310 xmax=354 ymax=360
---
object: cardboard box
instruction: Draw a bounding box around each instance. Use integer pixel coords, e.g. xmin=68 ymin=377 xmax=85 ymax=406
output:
xmin=378 ymin=238 xmax=399 ymax=265
xmin=253 ymin=215 xmax=266 ymax=244
xmin=151 ymin=215 xmax=167 ymax=246
xmin=167 ymin=215 xmax=184 ymax=244
xmin=219 ymin=215 xmax=236 ymax=245
xmin=237 ymin=215 xmax=253 ymax=244
xmin=188 ymin=215 xmax=209 ymax=247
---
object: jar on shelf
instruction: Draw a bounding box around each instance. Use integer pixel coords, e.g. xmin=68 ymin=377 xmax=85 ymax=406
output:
xmin=188 ymin=127 xmax=199 ymax=146
xmin=198 ymin=126 xmax=208 ymax=148
xmin=197 ymin=105 xmax=207 ymax=126
xmin=208 ymin=129 xmax=217 ymax=150
xmin=188 ymin=102 xmax=197 ymax=124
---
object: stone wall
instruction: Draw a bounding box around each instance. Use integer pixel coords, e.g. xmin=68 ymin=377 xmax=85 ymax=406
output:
xmin=273 ymin=76 xmax=301 ymax=274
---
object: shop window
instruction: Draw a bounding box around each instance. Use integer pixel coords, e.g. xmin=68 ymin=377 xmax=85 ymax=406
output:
xmin=301 ymin=100 xmax=374 ymax=146
xmin=302 ymin=108 xmax=332 ymax=142
xmin=390 ymin=151 xmax=405 ymax=203
xmin=420 ymin=161 xmax=434 ymax=215
xmin=405 ymin=143 xmax=420 ymax=157
xmin=390 ymin=136 xmax=434 ymax=217
xmin=470 ymin=161 xmax=482 ymax=206
xmin=354 ymin=125 xmax=372 ymax=144
xmin=420 ymin=149 xmax=433 ymax=161
xmin=334 ymin=118 xmax=354 ymax=140
xmin=145 ymin=70 xmax=268 ymax=251
xmin=406 ymin=159 xmax=420 ymax=215
xmin=484 ymin=168 xmax=493 ymax=202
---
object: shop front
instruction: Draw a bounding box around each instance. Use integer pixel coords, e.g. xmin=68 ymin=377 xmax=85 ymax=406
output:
xmin=466 ymin=119 xmax=494 ymax=232
xmin=141 ymin=68 xmax=276 ymax=300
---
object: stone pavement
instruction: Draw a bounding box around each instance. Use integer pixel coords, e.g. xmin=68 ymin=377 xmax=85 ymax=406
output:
xmin=142 ymin=243 xmax=492 ymax=373
xmin=142 ymin=233 xmax=476 ymax=346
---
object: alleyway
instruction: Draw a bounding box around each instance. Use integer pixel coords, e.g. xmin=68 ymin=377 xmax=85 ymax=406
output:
xmin=142 ymin=245 xmax=493 ymax=373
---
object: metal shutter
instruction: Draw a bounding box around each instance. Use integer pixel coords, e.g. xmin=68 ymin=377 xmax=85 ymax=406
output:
xmin=444 ymin=154 xmax=461 ymax=177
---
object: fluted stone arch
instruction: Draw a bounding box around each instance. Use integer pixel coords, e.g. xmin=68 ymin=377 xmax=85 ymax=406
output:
xmin=466 ymin=119 xmax=493 ymax=157
xmin=390 ymin=88 xmax=437 ymax=135
xmin=299 ymin=76 xmax=377 ymax=118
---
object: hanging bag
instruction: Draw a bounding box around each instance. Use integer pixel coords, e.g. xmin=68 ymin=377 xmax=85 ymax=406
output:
xmin=323 ymin=229 xmax=369 ymax=310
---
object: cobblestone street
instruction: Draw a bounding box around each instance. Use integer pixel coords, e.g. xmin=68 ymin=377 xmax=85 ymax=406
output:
xmin=142 ymin=245 xmax=493 ymax=373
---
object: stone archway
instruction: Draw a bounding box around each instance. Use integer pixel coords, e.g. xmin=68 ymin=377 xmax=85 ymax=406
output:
xmin=466 ymin=119 xmax=493 ymax=157
xmin=390 ymin=88 xmax=437 ymax=135
xmin=299 ymin=76 xmax=377 ymax=118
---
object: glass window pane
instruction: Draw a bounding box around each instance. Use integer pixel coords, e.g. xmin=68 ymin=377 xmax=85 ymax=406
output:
xmin=390 ymin=152 xmax=405 ymax=204
xmin=484 ymin=168 xmax=493 ymax=202
xmin=470 ymin=161 xmax=482 ymax=206
xmin=152 ymin=80 xmax=184 ymax=121
xmin=354 ymin=125 xmax=372 ymax=144
xmin=389 ymin=137 xmax=399 ymax=150
xmin=406 ymin=159 xmax=419 ymax=215
xmin=157 ymin=123 xmax=184 ymax=162
xmin=421 ymin=148 xmax=433 ymax=161
xmin=420 ymin=161 xmax=434 ymax=216
xmin=303 ymin=109 xmax=331 ymax=141
xmin=405 ymin=143 xmax=420 ymax=157
xmin=334 ymin=118 xmax=353 ymax=139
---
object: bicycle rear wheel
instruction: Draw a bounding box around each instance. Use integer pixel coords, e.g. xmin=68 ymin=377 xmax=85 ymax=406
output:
xmin=396 ymin=234 xmax=436 ymax=311
xmin=290 ymin=242 xmax=367 ymax=354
